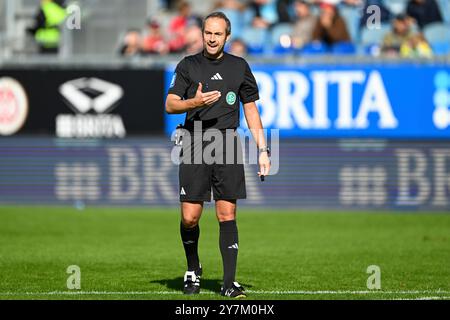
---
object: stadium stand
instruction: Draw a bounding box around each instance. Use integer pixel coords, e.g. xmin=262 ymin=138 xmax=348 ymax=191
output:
xmin=423 ymin=22 xmax=450 ymax=56
xmin=360 ymin=22 xmax=391 ymax=55
xmin=0 ymin=0 xmax=449 ymax=59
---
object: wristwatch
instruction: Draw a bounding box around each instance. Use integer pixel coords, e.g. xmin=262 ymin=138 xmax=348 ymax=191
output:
xmin=259 ymin=146 xmax=271 ymax=156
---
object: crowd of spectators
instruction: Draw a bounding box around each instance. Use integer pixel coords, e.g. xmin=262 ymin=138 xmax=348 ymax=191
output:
xmin=118 ymin=0 xmax=449 ymax=58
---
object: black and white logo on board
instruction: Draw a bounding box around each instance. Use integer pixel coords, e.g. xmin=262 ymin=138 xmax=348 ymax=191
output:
xmin=57 ymin=77 xmax=125 ymax=138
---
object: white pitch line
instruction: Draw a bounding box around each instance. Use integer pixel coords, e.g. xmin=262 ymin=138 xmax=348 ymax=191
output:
xmin=1 ymin=290 xmax=450 ymax=296
xmin=394 ymin=296 xmax=450 ymax=300
xmin=247 ymin=290 xmax=450 ymax=295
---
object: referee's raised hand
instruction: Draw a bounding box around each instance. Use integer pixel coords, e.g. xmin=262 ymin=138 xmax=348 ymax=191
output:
xmin=194 ymin=82 xmax=221 ymax=107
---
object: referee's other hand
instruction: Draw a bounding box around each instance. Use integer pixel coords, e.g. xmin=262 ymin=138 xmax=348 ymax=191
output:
xmin=258 ymin=152 xmax=271 ymax=180
xmin=194 ymin=82 xmax=221 ymax=107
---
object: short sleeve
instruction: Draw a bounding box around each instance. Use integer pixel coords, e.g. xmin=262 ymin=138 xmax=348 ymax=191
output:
xmin=168 ymin=58 xmax=191 ymax=98
xmin=239 ymin=60 xmax=259 ymax=104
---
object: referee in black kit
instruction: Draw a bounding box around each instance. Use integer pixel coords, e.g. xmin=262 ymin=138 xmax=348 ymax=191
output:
xmin=165 ymin=11 xmax=270 ymax=298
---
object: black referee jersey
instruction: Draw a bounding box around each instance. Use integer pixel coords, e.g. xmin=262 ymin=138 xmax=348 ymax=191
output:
xmin=168 ymin=52 xmax=260 ymax=131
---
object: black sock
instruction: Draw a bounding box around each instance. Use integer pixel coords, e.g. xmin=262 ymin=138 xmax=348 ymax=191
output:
xmin=219 ymin=220 xmax=239 ymax=289
xmin=180 ymin=222 xmax=200 ymax=271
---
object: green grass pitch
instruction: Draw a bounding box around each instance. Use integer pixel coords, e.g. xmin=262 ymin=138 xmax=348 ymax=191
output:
xmin=0 ymin=206 xmax=449 ymax=300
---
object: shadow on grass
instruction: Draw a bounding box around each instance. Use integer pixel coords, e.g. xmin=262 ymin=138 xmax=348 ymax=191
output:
xmin=150 ymin=277 xmax=253 ymax=293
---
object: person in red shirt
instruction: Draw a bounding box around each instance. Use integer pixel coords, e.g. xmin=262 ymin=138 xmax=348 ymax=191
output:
xmin=142 ymin=19 xmax=169 ymax=55
xmin=168 ymin=1 xmax=203 ymax=53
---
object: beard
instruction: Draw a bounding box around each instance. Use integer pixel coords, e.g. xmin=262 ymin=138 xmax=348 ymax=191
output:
xmin=204 ymin=42 xmax=225 ymax=59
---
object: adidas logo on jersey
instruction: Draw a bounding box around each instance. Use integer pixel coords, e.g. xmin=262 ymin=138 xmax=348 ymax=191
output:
xmin=180 ymin=187 xmax=186 ymax=195
xmin=211 ymin=73 xmax=223 ymax=80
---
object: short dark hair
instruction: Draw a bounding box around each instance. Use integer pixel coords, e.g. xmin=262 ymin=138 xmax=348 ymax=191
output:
xmin=395 ymin=13 xmax=408 ymax=21
xmin=202 ymin=11 xmax=231 ymax=36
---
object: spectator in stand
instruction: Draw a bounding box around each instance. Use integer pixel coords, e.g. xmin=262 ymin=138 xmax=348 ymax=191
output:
xmin=291 ymin=0 xmax=317 ymax=49
xmin=27 ymin=0 xmax=67 ymax=54
xmin=309 ymin=0 xmax=361 ymax=5
xmin=229 ymin=38 xmax=248 ymax=56
xmin=406 ymin=0 xmax=443 ymax=30
xmin=212 ymin=0 xmax=246 ymax=11
xmin=119 ymin=29 xmax=143 ymax=57
xmin=212 ymin=0 xmax=246 ymax=41
xmin=277 ymin=0 xmax=294 ymax=23
xmin=400 ymin=32 xmax=433 ymax=58
xmin=312 ymin=2 xmax=351 ymax=45
xmin=381 ymin=14 xmax=414 ymax=56
xmin=168 ymin=1 xmax=203 ymax=53
xmin=142 ymin=19 xmax=169 ymax=55
xmin=161 ymin=0 xmax=177 ymax=10
xmin=184 ymin=24 xmax=204 ymax=55
xmin=248 ymin=0 xmax=280 ymax=29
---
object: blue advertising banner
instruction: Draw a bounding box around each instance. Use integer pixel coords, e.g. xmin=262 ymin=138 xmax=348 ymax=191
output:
xmin=1 ymin=137 xmax=450 ymax=210
xmin=164 ymin=63 xmax=450 ymax=138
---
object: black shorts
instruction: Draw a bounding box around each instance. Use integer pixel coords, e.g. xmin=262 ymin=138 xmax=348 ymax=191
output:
xmin=178 ymin=129 xmax=246 ymax=202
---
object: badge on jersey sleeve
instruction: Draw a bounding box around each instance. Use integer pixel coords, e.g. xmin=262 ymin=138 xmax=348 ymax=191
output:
xmin=170 ymin=73 xmax=177 ymax=88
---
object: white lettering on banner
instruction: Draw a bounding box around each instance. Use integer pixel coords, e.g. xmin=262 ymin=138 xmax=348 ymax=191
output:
xmin=354 ymin=71 xmax=398 ymax=129
xmin=56 ymin=114 xmax=126 ymax=138
xmin=396 ymin=149 xmax=431 ymax=206
xmin=253 ymin=70 xmax=398 ymax=130
xmin=311 ymin=71 xmax=331 ymax=129
xmin=431 ymin=149 xmax=450 ymax=206
xmin=57 ymin=77 xmax=125 ymax=138
xmin=141 ymin=147 xmax=175 ymax=201
xmin=330 ymin=71 xmax=365 ymax=128
xmin=274 ymin=72 xmax=312 ymax=128
xmin=55 ymin=163 xmax=100 ymax=200
xmin=339 ymin=166 xmax=386 ymax=205
xmin=109 ymin=148 xmax=141 ymax=201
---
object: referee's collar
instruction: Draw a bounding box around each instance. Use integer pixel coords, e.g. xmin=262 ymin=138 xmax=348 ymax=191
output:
xmin=202 ymin=50 xmax=226 ymax=64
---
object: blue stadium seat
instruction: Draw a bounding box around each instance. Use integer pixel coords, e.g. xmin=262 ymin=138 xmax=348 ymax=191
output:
xmin=360 ymin=22 xmax=391 ymax=54
xmin=424 ymin=22 xmax=450 ymax=43
xmin=299 ymin=42 xmax=328 ymax=55
xmin=241 ymin=27 xmax=269 ymax=54
xmin=384 ymin=0 xmax=407 ymax=16
xmin=432 ymin=42 xmax=450 ymax=56
xmin=247 ymin=45 xmax=265 ymax=56
xmin=218 ymin=9 xmax=243 ymax=41
xmin=424 ymin=22 xmax=450 ymax=56
xmin=241 ymin=8 xmax=255 ymax=27
xmin=437 ymin=0 xmax=450 ymax=23
xmin=331 ymin=42 xmax=356 ymax=55
xmin=339 ymin=5 xmax=360 ymax=42
xmin=272 ymin=45 xmax=294 ymax=56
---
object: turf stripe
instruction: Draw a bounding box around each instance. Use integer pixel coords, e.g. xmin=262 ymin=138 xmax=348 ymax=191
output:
xmin=1 ymin=290 xmax=449 ymax=296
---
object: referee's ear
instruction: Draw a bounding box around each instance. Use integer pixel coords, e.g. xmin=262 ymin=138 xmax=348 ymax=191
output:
xmin=225 ymin=34 xmax=231 ymax=44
